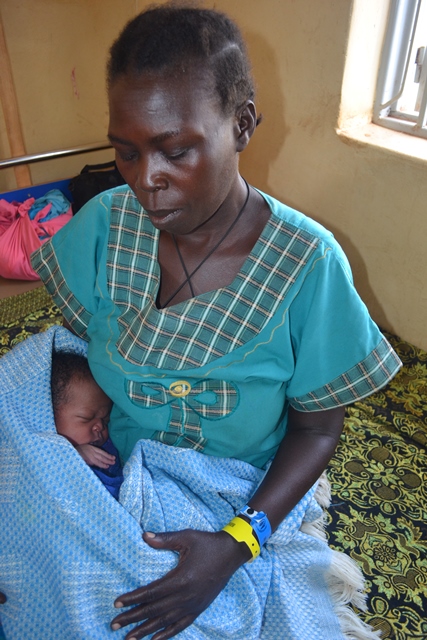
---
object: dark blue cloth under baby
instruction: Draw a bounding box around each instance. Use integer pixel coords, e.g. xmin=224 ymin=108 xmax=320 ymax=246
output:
xmin=90 ymin=437 xmax=123 ymax=500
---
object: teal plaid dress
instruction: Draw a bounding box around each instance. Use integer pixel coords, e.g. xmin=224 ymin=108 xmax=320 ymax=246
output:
xmin=32 ymin=186 xmax=401 ymax=466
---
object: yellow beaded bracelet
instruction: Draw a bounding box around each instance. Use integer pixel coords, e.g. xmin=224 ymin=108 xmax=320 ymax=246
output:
xmin=222 ymin=516 xmax=261 ymax=561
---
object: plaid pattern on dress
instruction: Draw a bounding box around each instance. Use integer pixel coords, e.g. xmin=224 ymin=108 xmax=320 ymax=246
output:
xmin=109 ymin=189 xmax=319 ymax=369
xmin=30 ymin=243 xmax=92 ymax=340
xmin=290 ymin=336 xmax=402 ymax=411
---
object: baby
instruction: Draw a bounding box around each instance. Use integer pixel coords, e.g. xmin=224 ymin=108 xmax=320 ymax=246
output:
xmin=51 ymin=350 xmax=123 ymax=499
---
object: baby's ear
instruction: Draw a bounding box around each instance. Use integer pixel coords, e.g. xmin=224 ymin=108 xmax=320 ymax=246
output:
xmin=235 ymin=101 xmax=258 ymax=152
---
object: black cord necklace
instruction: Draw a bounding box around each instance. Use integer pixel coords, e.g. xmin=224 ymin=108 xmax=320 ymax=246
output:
xmin=160 ymin=179 xmax=251 ymax=308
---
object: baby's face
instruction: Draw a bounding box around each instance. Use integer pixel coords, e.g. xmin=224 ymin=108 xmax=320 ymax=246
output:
xmin=55 ymin=377 xmax=113 ymax=447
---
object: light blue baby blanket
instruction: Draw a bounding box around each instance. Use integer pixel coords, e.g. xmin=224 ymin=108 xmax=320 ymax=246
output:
xmin=0 ymin=327 xmax=361 ymax=639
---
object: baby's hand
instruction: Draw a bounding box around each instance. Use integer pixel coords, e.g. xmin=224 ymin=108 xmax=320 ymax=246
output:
xmin=76 ymin=444 xmax=116 ymax=469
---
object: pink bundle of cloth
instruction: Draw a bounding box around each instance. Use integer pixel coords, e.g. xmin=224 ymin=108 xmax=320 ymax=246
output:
xmin=0 ymin=189 xmax=72 ymax=280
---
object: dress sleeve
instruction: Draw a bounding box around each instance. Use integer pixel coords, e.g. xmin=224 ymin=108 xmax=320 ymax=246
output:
xmin=286 ymin=246 xmax=402 ymax=411
xmin=30 ymin=191 xmax=112 ymax=340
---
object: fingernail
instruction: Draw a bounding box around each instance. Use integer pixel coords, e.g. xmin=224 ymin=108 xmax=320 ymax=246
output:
xmin=145 ymin=531 xmax=156 ymax=538
xmin=114 ymin=600 xmax=124 ymax=608
xmin=111 ymin=623 xmax=121 ymax=630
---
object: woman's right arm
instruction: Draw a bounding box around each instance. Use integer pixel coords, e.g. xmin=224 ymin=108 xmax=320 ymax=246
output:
xmin=31 ymin=190 xmax=112 ymax=339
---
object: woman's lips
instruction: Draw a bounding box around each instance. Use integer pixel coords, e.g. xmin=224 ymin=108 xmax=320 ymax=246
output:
xmin=145 ymin=208 xmax=182 ymax=227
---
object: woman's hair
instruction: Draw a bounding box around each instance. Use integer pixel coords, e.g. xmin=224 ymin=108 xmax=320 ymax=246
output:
xmin=107 ymin=3 xmax=256 ymax=116
xmin=51 ymin=351 xmax=93 ymax=412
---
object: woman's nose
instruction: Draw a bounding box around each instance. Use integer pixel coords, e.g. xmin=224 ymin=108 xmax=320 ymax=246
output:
xmin=135 ymin=157 xmax=168 ymax=193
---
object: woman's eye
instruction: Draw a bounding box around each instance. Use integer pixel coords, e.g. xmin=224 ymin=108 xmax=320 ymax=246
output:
xmin=117 ymin=150 xmax=138 ymax=162
xmin=166 ymin=148 xmax=189 ymax=161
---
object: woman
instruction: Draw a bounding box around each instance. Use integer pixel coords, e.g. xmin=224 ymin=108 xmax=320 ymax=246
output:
xmin=3 ymin=5 xmax=400 ymax=640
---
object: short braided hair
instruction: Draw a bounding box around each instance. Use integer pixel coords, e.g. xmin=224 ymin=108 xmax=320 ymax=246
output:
xmin=107 ymin=3 xmax=256 ymax=117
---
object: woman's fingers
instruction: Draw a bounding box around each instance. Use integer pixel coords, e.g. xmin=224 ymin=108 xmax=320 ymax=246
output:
xmin=113 ymin=595 xmax=179 ymax=628
xmin=0 ymin=591 xmax=6 ymax=604
xmin=111 ymin=529 xmax=248 ymax=638
xmin=114 ymin=532 xmax=185 ymax=609
xmin=114 ymin=607 xmax=194 ymax=640
xmin=129 ymin=614 xmax=196 ymax=640
xmin=114 ymin=569 xmax=180 ymax=610
xmin=142 ymin=530 xmax=185 ymax=552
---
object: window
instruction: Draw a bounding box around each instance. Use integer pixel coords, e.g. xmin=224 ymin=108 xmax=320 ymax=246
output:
xmin=374 ymin=0 xmax=427 ymax=138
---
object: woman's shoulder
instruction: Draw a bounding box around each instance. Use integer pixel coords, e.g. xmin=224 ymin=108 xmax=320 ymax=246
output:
xmin=77 ymin=184 xmax=135 ymax=216
xmin=257 ymin=188 xmax=351 ymax=274
xmin=257 ymin=189 xmax=333 ymax=243
xmin=57 ymin=186 xmax=140 ymax=242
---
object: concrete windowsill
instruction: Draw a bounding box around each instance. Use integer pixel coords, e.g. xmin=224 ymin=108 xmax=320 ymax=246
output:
xmin=336 ymin=121 xmax=427 ymax=166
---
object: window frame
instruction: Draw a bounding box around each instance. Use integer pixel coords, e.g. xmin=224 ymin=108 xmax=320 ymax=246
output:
xmin=373 ymin=0 xmax=427 ymax=139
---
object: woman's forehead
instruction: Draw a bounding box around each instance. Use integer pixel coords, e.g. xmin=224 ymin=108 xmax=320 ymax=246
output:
xmin=108 ymin=67 xmax=224 ymax=125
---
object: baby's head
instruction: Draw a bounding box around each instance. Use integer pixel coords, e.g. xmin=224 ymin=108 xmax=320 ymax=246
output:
xmin=51 ymin=351 xmax=112 ymax=447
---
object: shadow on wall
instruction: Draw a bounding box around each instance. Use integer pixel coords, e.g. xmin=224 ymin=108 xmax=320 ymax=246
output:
xmin=239 ymin=30 xmax=289 ymax=194
xmin=235 ymin=27 xmax=394 ymax=338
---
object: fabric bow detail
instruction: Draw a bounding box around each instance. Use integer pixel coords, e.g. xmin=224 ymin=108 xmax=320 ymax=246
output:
xmin=126 ymin=378 xmax=239 ymax=451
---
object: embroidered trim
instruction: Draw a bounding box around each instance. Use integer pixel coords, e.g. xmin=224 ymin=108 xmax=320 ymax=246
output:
xmin=108 ymin=189 xmax=319 ymax=370
xmin=289 ymin=337 xmax=402 ymax=411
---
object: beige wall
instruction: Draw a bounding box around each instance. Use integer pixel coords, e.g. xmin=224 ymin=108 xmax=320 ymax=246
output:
xmin=1 ymin=0 xmax=426 ymax=350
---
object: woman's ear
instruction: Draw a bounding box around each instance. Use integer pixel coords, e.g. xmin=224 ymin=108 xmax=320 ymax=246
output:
xmin=235 ymin=101 xmax=258 ymax=152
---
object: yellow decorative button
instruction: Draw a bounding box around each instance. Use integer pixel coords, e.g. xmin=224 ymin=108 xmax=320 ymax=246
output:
xmin=169 ymin=380 xmax=192 ymax=398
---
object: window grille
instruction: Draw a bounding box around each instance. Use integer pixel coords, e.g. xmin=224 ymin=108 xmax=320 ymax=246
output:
xmin=374 ymin=0 xmax=427 ymax=138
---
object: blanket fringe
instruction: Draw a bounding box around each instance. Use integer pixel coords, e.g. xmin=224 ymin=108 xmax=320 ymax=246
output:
xmin=300 ymin=473 xmax=382 ymax=640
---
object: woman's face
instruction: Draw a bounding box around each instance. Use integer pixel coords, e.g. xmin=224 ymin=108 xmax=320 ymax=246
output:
xmin=108 ymin=67 xmax=247 ymax=235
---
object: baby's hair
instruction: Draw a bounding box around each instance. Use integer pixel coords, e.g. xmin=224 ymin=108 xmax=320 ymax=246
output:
xmin=51 ymin=351 xmax=93 ymax=413
xmin=107 ymin=3 xmax=257 ymax=118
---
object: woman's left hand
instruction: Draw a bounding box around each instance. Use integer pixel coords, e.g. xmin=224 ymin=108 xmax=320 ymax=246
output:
xmin=111 ymin=528 xmax=250 ymax=640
